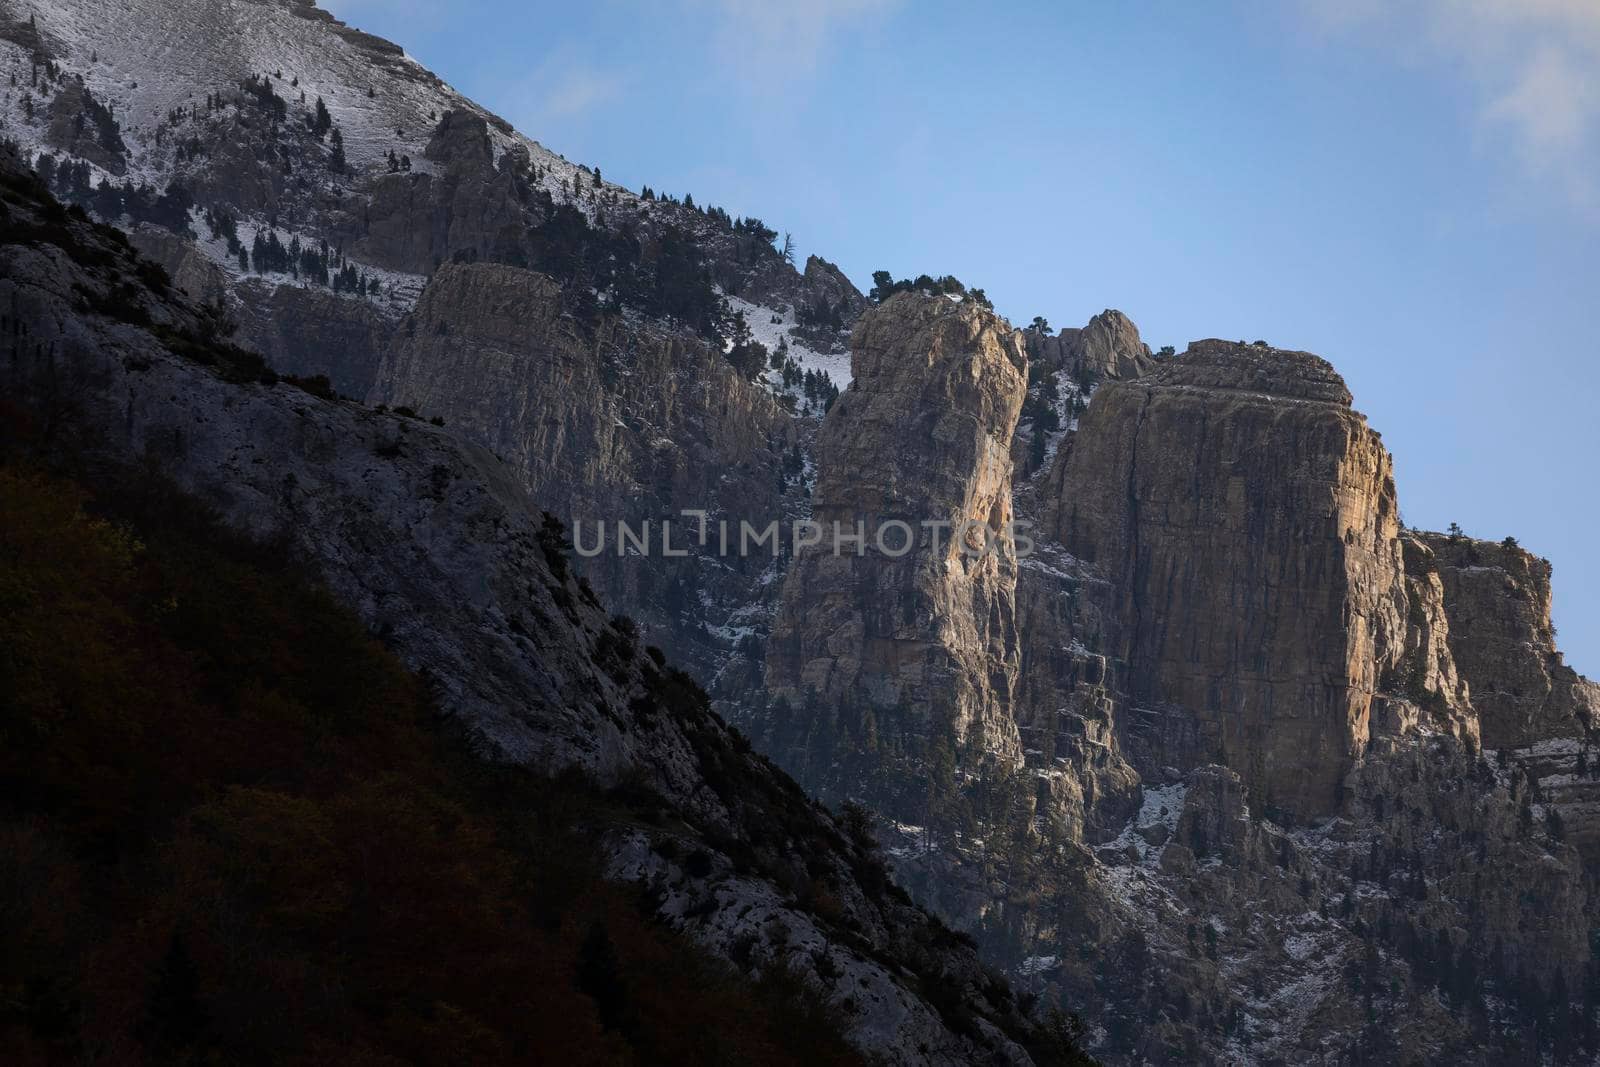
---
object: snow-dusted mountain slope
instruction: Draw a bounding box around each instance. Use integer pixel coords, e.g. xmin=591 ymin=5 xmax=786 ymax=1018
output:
xmin=2 ymin=0 xmax=603 ymax=196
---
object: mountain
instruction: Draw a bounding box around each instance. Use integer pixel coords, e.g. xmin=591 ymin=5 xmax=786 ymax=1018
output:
xmin=4 ymin=0 xmax=1600 ymax=1063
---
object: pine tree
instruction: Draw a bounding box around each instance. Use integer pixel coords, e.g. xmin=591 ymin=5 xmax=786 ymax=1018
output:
xmin=312 ymin=95 xmax=331 ymax=139
xmin=328 ymin=128 xmax=346 ymax=174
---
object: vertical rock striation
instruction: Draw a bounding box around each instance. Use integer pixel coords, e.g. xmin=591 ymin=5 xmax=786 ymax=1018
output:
xmin=765 ymin=292 xmax=1030 ymax=796
xmin=1045 ymin=340 xmax=1422 ymax=818
xmin=368 ymin=260 xmax=794 ymax=673
xmin=1024 ymin=308 xmax=1156 ymax=383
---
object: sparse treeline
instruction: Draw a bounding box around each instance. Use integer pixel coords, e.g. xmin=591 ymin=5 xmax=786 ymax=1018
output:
xmin=868 ymin=269 xmax=992 ymax=309
xmin=480 ymin=179 xmax=735 ymax=351
xmin=32 ymin=153 xmax=193 ymax=235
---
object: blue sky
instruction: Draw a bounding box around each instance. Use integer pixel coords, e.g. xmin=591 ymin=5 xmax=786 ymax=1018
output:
xmin=324 ymin=0 xmax=1600 ymax=674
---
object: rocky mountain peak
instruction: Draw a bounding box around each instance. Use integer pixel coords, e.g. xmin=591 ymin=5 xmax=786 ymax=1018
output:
xmin=1078 ymin=307 xmax=1147 ymax=364
xmin=847 ymin=288 xmax=1027 ymax=390
xmin=801 ymin=253 xmax=866 ymax=315
xmin=1025 ymin=306 xmax=1154 ymax=383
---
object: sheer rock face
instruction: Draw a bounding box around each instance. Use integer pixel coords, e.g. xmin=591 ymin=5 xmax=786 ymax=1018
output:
xmin=124 ymin=231 xmax=394 ymax=401
xmin=1417 ymin=532 xmax=1600 ymax=749
xmin=1012 ymin=545 xmax=1144 ymax=843
xmin=1046 ymin=340 xmax=1418 ymax=819
xmin=368 ymin=261 xmax=794 ymax=673
xmin=766 ymin=292 xmax=1029 ymax=770
xmin=1025 ymin=308 xmax=1155 ymax=383
xmin=126 ymin=226 xmax=230 ymax=306
xmin=234 ymin=279 xmax=395 ymax=398
xmin=352 ymin=110 xmax=525 ymax=275
xmin=370 ymin=261 xmax=788 ymax=522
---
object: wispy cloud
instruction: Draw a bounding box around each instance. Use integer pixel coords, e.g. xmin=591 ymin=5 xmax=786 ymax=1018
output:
xmin=531 ymin=59 xmax=623 ymax=120
xmin=1298 ymin=0 xmax=1600 ymax=216
xmin=494 ymin=49 xmax=625 ymax=139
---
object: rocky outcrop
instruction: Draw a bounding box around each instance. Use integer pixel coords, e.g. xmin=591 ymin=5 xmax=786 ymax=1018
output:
xmin=1370 ymin=534 xmax=1476 ymax=742
xmin=127 ymin=225 xmax=230 ymax=305
xmin=1418 ymin=531 xmax=1600 ymax=749
xmin=765 ymin=292 xmax=1030 ymax=799
xmin=802 ymin=253 xmax=867 ymax=318
xmin=790 ymin=253 xmax=868 ymax=351
xmin=368 ymin=261 xmax=794 ymax=673
xmin=1026 ymin=309 xmax=1155 ymax=383
xmin=372 ymin=261 xmax=785 ymax=510
xmin=125 ymin=236 xmax=399 ymax=402
xmin=1046 ymin=340 xmax=1422 ymax=819
xmin=233 ymin=279 xmax=395 ymax=398
xmin=352 ymin=110 xmax=527 ymax=274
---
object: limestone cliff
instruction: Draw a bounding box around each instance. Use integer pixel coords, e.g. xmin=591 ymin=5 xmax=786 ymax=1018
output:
xmin=369 ymin=260 xmax=795 ymax=673
xmin=1044 ymin=340 xmax=1446 ymax=819
xmin=764 ymin=292 xmax=1030 ymax=802
xmin=235 ymin=279 xmax=396 ymax=397
xmin=350 ymin=109 xmax=528 ymax=275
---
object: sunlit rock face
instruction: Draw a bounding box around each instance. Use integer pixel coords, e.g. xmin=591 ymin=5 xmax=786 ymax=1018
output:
xmin=765 ymin=292 xmax=1030 ymax=795
xmin=1046 ymin=340 xmax=1422 ymax=819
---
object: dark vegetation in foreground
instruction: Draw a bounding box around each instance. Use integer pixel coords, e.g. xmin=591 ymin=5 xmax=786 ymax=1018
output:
xmin=0 ymin=448 xmax=860 ymax=1065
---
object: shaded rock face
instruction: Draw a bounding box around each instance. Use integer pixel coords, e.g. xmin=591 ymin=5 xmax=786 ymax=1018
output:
xmin=127 ymin=225 xmax=230 ymax=306
xmin=1011 ymin=546 xmax=1143 ymax=843
xmin=351 ymin=110 xmax=526 ymax=274
xmin=1418 ymin=532 xmax=1600 ymax=749
xmin=788 ymin=254 xmax=868 ymax=353
xmin=1047 ymin=340 xmax=1416 ymax=819
xmin=368 ymin=261 xmax=794 ymax=672
xmin=123 ymin=232 xmax=395 ymax=401
xmin=765 ymin=293 xmax=1030 ymax=790
xmin=1026 ymin=309 xmax=1155 ymax=383
xmin=371 ymin=260 xmax=789 ymax=524
xmin=802 ymin=253 xmax=866 ymax=317
xmin=233 ymin=279 xmax=394 ymax=398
